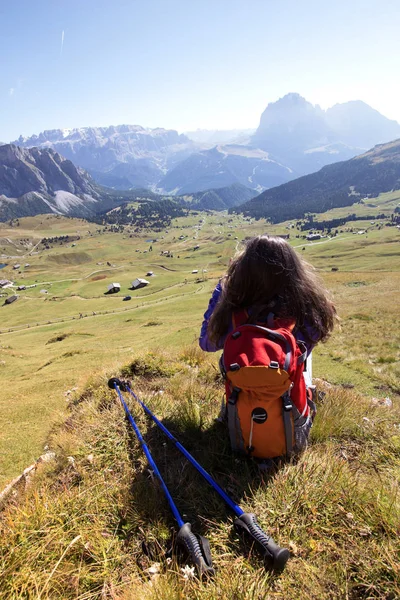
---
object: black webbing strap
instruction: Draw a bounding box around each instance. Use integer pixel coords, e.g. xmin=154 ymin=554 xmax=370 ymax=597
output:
xmin=282 ymin=392 xmax=294 ymax=455
xmin=297 ymin=341 xmax=308 ymax=366
xmin=227 ymin=387 xmax=245 ymax=453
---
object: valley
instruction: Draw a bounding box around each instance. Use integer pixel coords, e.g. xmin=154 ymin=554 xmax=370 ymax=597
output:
xmin=1 ymin=204 xmax=399 ymax=487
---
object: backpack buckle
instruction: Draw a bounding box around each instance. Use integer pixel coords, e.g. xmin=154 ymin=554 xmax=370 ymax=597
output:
xmin=269 ymin=361 xmax=279 ymax=369
xmin=228 ymin=387 xmax=241 ymax=405
xmin=282 ymin=391 xmax=293 ymax=411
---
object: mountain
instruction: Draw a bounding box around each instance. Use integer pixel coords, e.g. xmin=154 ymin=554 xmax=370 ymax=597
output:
xmin=251 ymin=94 xmax=400 ymax=175
xmin=10 ymin=96 xmax=400 ymax=196
xmin=158 ymin=145 xmax=294 ymax=195
xmin=0 ymin=144 xmax=258 ymax=221
xmin=233 ymin=139 xmax=400 ymax=223
xmin=253 ymin=93 xmax=332 ymax=152
xmin=13 ymin=125 xmax=197 ymax=190
xmin=182 ymin=182 xmax=257 ymax=211
xmin=0 ymin=144 xmax=114 ymax=220
xmin=325 ymin=101 xmax=400 ymax=149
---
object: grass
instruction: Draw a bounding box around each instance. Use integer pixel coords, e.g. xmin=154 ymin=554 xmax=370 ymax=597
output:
xmin=0 ymin=350 xmax=399 ymax=599
xmin=0 ymin=202 xmax=399 ymax=597
xmin=0 ymin=208 xmax=399 ymax=485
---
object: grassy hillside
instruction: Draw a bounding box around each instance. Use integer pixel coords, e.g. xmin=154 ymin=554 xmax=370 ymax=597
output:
xmin=0 ymin=203 xmax=399 ymax=598
xmin=0 ymin=349 xmax=399 ymax=599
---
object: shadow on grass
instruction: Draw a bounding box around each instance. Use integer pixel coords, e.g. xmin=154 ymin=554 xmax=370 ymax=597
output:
xmin=120 ymin=407 xmax=285 ymax=572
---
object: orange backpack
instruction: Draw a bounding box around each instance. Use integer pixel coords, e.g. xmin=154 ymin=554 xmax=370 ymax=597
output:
xmin=221 ymin=310 xmax=313 ymax=459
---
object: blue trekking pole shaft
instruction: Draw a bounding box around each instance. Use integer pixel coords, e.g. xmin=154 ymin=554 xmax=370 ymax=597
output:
xmin=111 ymin=378 xmax=290 ymax=572
xmin=114 ymin=384 xmax=183 ymax=526
xmin=127 ymin=384 xmax=243 ymax=517
xmin=111 ymin=382 xmax=214 ymax=576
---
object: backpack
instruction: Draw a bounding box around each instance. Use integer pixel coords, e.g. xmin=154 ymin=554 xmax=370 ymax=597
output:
xmin=221 ymin=310 xmax=314 ymax=459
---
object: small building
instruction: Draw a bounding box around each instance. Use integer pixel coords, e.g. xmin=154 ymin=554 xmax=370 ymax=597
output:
xmin=194 ymin=245 xmax=200 ymax=250
xmin=17 ymin=285 xmax=26 ymax=291
xmin=192 ymin=269 xmax=198 ymax=274
xmin=0 ymin=279 xmax=11 ymax=288
xmin=25 ymin=263 xmax=30 ymax=268
xmin=131 ymin=278 xmax=149 ymax=290
xmin=107 ymin=283 xmax=121 ymax=294
xmin=278 ymin=234 xmax=290 ymax=240
xmin=4 ymin=295 xmax=18 ymax=305
xmin=146 ymin=271 xmax=154 ymax=276
xmin=13 ymin=264 xmax=20 ymax=270
xmin=306 ymin=233 xmax=321 ymax=241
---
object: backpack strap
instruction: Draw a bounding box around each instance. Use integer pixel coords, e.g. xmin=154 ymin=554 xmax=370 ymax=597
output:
xmin=227 ymin=386 xmax=245 ymax=453
xmin=297 ymin=341 xmax=308 ymax=366
xmin=282 ymin=391 xmax=294 ymax=455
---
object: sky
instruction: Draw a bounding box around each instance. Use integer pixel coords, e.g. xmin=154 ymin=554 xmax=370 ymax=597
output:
xmin=1 ymin=0 xmax=400 ymax=141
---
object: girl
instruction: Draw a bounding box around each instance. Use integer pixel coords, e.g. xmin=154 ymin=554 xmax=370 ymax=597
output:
xmin=199 ymin=235 xmax=337 ymax=455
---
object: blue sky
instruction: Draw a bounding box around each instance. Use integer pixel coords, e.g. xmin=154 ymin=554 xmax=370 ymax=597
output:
xmin=1 ymin=0 xmax=399 ymax=141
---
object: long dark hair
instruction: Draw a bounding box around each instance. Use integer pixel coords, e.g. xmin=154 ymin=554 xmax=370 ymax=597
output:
xmin=208 ymin=235 xmax=337 ymax=345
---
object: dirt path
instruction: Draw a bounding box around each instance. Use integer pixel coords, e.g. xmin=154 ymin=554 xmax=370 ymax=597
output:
xmin=149 ymin=264 xmax=177 ymax=272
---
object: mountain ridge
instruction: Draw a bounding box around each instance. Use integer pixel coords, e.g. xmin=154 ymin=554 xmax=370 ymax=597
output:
xmin=0 ymin=144 xmax=257 ymax=221
xmin=232 ymin=138 xmax=400 ymax=222
xmin=8 ymin=94 xmax=400 ymax=195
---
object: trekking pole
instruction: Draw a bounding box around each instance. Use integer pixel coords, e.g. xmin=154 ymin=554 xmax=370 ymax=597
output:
xmin=110 ymin=380 xmax=214 ymax=577
xmin=108 ymin=377 xmax=290 ymax=572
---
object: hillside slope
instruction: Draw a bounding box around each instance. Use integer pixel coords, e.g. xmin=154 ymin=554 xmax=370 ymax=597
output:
xmin=0 ymin=144 xmax=115 ymax=220
xmin=1 ymin=349 xmax=399 ymax=599
xmin=234 ymin=139 xmax=400 ymax=222
xmin=13 ymin=125 xmax=196 ymax=190
xmin=158 ymin=145 xmax=294 ymax=194
xmin=182 ymin=182 xmax=257 ymax=210
xmin=0 ymin=144 xmax=258 ymax=222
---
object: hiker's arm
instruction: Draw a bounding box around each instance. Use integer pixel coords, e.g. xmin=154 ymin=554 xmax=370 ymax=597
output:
xmin=199 ymin=282 xmax=223 ymax=352
xmin=295 ymin=320 xmax=320 ymax=356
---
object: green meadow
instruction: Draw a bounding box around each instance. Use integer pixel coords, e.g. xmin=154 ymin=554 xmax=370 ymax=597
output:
xmin=0 ymin=201 xmax=399 ymax=599
xmin=1 ymin=207 xmax=399 ymax=486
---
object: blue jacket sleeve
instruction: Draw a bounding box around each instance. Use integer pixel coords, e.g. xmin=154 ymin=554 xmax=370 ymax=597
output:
xmin=295 ymin=321 xmax=320 ymax=356
xmin=199 ymin=282 xmax=224 ymax=352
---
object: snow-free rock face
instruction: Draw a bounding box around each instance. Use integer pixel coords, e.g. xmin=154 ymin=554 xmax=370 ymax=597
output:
xmin=253 ymin=93 xmax=332 ymax=152
xmin=0 ymin=144 xmax=108 ymax=220
xmin=14 ymin=125 xmax=196 ymax=189
xmin=159 ymin=145 xmax=295 ymax=195
xmin=10 ymin=96 xmax=400 ymax=195
xmin=325 ymin=101 xmax=400 ymax=149
xmin=0 ymin=144 xmax=98 ymax=199
xmin=251 ymin=94 xmax=400 ymax=175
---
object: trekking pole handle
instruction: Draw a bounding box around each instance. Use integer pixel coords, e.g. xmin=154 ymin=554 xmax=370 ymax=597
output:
xmin=177 ymin=523 xmax=215 ymax=577
xmin=234 ymin=513 xmax=290 ymax=572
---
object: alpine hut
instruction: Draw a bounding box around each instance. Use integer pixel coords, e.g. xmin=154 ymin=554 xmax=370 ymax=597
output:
xmin=107 ymin=283 xmax=121 ymax=294
xmin=4 ymin=295 xmax=18 ymax=305
xmin=131 ymin=278 xmax=149 ymax=290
